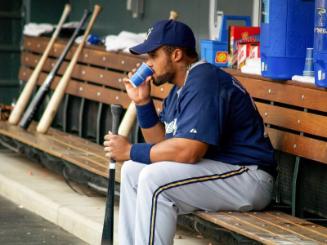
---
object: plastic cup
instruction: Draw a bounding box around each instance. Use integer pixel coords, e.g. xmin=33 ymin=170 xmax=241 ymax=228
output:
xmin=129 ymin=63 xmax=153 ymax=87
xmin=303 ymin=47 xmax=314 ymax=77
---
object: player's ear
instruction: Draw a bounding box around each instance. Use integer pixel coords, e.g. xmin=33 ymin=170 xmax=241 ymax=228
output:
xmin=171 ymin=48 xmax=183 ymax=62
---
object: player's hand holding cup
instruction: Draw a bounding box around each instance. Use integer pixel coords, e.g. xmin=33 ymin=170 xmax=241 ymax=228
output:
xmin=123 ymin=62 xmax=153 ymax=105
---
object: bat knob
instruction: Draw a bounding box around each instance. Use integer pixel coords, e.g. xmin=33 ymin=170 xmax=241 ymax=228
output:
xmin=169 ymin=10 xmax=178 ymax=20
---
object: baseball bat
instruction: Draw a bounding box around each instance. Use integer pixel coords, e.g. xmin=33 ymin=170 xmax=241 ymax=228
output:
xmin=36 ymin=4 xmax=102 ymax=134
xmin=19 ymin=10 xmax=91 ymax=129
xmin=101 ymin=104 xmax=124 ymax=245
xmin=118 ymin=102 xmax=137 ymax=136
xmin=100 ymin=10 xmax=179 ymax=244
xmin=8 ymin=4 xmax=71 ymax=125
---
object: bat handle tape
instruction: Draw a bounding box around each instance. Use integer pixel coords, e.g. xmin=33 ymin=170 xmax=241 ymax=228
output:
xmin=109 ymin=162 xmax=116 ymax=170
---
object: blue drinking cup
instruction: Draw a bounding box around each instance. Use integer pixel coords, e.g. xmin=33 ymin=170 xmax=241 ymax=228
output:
xmin=129 ymin=63 xmax=153 ymax=87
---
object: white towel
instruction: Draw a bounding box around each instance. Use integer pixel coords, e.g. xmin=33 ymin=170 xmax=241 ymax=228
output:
xmin=62 ymin=21 xmax=80 ymax=29
xmin=23 ymin=23 xmax=54 ymax=37
xmin=105 ymin=31 xmax=146 ymax=53
xmin=241 ymin=58 xmax=261 ymax=75
xmin=292 ymin=75 xmax=315 ymax=84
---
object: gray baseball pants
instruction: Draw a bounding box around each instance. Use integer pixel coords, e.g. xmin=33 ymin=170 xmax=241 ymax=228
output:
xmin=118 ymin=159 xmax=274 ymax=245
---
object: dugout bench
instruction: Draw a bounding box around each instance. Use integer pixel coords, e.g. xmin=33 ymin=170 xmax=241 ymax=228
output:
xmin=1 ymin=36 xmax=327 ymax=244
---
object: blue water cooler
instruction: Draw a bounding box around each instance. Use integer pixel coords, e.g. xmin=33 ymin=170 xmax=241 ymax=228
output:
xmin=260 ymin=0 xmax=315 ymax=80
xmin=314 ymin=0 xmax=327 ymax=87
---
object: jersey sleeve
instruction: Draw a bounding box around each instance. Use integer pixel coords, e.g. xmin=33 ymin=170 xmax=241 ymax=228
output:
xmin=174 ymin=87 xmax=226 ymax=146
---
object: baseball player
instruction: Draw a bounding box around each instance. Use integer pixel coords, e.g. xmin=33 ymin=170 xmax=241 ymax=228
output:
xmin=103 ymin=20 xmax=276 ymax=245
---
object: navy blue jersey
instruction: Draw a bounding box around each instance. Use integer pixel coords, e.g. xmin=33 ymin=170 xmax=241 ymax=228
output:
xmin=159 ymin=62 xmax=275 ymax=168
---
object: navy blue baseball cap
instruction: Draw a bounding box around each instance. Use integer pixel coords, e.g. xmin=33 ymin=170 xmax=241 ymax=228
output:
xmin=129 ymin=20 xmax=196 ymax=55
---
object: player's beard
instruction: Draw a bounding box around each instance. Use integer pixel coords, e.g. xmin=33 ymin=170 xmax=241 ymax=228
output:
xmin=153 ymin=72 xmax=174 ymax=86
xmin=152 ymin=59 xmax=175 ymax=86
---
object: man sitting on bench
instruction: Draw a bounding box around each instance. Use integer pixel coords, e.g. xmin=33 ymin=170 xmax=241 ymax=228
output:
xmin=103 ymin=19 xmax=276 ymax=245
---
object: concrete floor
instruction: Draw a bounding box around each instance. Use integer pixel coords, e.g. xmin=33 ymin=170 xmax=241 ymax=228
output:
xmin=0 ymin=194 xmax=87 ymax=245
xmin=0 ymin=147 xmax=212 ymax=244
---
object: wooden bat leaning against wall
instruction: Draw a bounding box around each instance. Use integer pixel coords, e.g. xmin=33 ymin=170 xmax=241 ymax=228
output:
xmin=8 ymin=4 xmax=71 ymax=125
xmin=36 ymin=4 xmax=102 ymax=134
xmin=19 ymin=9 xmax=91 ymax=130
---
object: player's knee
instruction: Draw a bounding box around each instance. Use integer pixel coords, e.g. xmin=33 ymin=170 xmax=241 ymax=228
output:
xmin=138 ymin=164 xmax=167 ymax=189
xmin=120 ymin=160 xmax=140 ymax=182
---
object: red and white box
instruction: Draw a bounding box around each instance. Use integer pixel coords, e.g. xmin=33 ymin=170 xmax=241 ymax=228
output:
xmin=229 ymin=26 xmax=260 ymax=67
xmin=237 ymin=42 xmax=260 ymax=69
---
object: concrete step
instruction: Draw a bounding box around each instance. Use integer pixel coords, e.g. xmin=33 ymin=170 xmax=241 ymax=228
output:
xmin=0 ymin=149 xmax=211 ymax=244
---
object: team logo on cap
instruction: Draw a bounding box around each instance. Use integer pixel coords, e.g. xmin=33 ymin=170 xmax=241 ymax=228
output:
xmin=145 ymin=27 xmax=153 ymax=40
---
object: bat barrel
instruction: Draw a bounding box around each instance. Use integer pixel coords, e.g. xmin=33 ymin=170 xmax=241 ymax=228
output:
xmin=19 ymin=81 xmax=50 ymax=129
xmin=118 ymin=102 xmax=136 ymax=137
xmin=50 ymin=10 xmax=90 ymax=76
xmin=110 ymin=104 xmax=124 ymax=135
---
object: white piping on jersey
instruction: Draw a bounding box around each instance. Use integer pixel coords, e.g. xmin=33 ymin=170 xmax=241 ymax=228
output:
xmin=176 ymin=60 xmax=207 ymax=97
xmin=232 ymin=77 xmax=246 ymax=94
xmin=167 ymin=61 xmax=207 ymax=136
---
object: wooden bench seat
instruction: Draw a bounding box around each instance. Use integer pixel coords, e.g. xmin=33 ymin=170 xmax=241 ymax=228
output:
xmin=0 ymin=122 xmax=108 ymax=177
xmin=1 ymin=36 xmax=327 ymax=244
xmin=0 ymin=121 xmax=129 ymax=183
xmin=197 ymin=211 xmax=327 ymax=244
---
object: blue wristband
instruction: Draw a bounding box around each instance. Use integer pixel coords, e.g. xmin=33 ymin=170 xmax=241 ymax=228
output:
xmin=130 ymin=143 xmax=154 ymax=164
xmin=136 ymin=100 xmax=159 ymax=128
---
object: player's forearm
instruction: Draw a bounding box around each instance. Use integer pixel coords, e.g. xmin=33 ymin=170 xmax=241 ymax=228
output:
xmin=141 ymin=121 xmax=165 ymax=144
xmin=150 ymin=138 xmax=208 ymax=164
xmin=134 ymin=98 xmax=166 ymax=143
